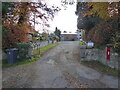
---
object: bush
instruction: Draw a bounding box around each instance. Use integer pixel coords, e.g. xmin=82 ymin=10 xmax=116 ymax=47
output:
xmin=14 ymin=43 xmax=31 ymax=60
xmin=2 ymin=23 xmax=33 ymax=49
xmin=113 ymin=43 xmax=120 ymax=56
xmin=94 ymin=43 xmax=106 ymax=50
xmin=80 ymin=41 xmax=87 ymax=45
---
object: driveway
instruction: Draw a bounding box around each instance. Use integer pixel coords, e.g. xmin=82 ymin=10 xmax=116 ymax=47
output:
xmin=2 ymin=41 xmax=119 ymax=88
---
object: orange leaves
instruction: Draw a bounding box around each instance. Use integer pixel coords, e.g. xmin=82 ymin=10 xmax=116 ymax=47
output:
xmin=86 ymin=2 xmax=119 ymax=19
xmin=2 ymin=23 xmax=35 ymax=49
xmin=84 ymin=10 xmax=93 ymax=17
xmin=93 ymin=21 xmax=113 ymax=44
xmin=5 ymin=25 xmax=28 ymax=43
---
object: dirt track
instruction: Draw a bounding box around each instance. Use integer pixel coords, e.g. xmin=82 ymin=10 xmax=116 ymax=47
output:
xmin=2 ymin=41 xmax=119 ymax=88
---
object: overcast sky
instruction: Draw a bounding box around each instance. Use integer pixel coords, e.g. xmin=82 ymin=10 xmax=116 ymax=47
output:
xmin=35 ymin=0 xmax=77 ymax=34
xmin=49 ymin=4 xmax=77 ymax=34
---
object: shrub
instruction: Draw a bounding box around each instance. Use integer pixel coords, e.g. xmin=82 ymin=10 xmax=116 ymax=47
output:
xmin=94 ymin=43 xmax=106 ymax=50
xmin=80 ymin=41 xmax=87 ymax=45
xmin=14 ymin=43 xmax=32 ymax=60
xmin=2 ymin=23 xmax=33 ymax=49
xmin=113 ymin=43 xmax=120 ymax=56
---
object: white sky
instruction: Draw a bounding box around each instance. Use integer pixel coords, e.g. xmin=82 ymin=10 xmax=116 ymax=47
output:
xmin=35 ymin=0 xmax=77 ymax=34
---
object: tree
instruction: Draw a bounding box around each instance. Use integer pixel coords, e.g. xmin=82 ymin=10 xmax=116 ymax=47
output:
xmin=41 ymin=32 xmax=49 ymax=40
xmin=63 ymin=31 xmax=67 ymax=33
xmin=77 ymin=15 xmax=101 ymax=31
xmin=90 ymin=20 xmax=113 ymax=44
xmin=2 ymin=2 xmax=60 ymax=49
xmin=76 ymin=2 xmax=101 ymax=31
xmin=54 ymin=27 xmax=61 ymax=41
xmin=86 ymin=2 xmax=119 ymax=19
xmin=85 ymin=2 xmax=119 ymax=44
xmin=76 ymin=2 xmax=119 ymax=46
xmin=2 ymin=2 xmax=14 ymax=19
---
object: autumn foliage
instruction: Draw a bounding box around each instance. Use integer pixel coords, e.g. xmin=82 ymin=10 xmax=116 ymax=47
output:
xmin=77 ymin=2 xmax=119 ymax=43
xmin=2 ymin=2 xmax=60 ymax=49
xmin=76 ymin=2 xmax=120 ymax=54
xmin=93 ymin=21 xmax=112 ymax=44
xmin=86 ymin=2 xmax=119 ymax=19
xmin=2 ymin=22 xmax=35 ymax=49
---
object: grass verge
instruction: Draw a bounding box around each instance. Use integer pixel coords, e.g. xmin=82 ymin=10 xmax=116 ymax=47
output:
xmin=2 ymin=42 xmax=61 ymax=68
xmin=32 ymin=42 xmax=61 ymax=55
xmin=81 ymin=61 xmax=120 ymax=77
xmin=2 ymin=58 xmax=38 ymax=68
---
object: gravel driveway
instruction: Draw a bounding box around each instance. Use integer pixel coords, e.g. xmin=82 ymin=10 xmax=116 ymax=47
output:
xmin=2 ymin=41 xmax=119 ymax=88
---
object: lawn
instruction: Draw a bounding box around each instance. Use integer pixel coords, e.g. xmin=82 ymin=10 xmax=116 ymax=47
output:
xmin=81 ymin=61 xmax=120 ymax=77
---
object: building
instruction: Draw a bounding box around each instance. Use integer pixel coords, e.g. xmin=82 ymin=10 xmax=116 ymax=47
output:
xmin=61 ymin=33 xmax=77 ymax=41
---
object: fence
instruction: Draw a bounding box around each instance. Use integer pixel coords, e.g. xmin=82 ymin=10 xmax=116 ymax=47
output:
xmin=28 ymin=40 xmax=57 ymax=57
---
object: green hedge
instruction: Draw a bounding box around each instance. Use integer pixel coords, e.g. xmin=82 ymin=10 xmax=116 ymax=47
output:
xmin=14 ymin=43 xmax=31 ymax=60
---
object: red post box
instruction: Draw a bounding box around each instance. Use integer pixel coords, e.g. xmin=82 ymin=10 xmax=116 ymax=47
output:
xmin=106 ymin=47 xmax=111 ymax=60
